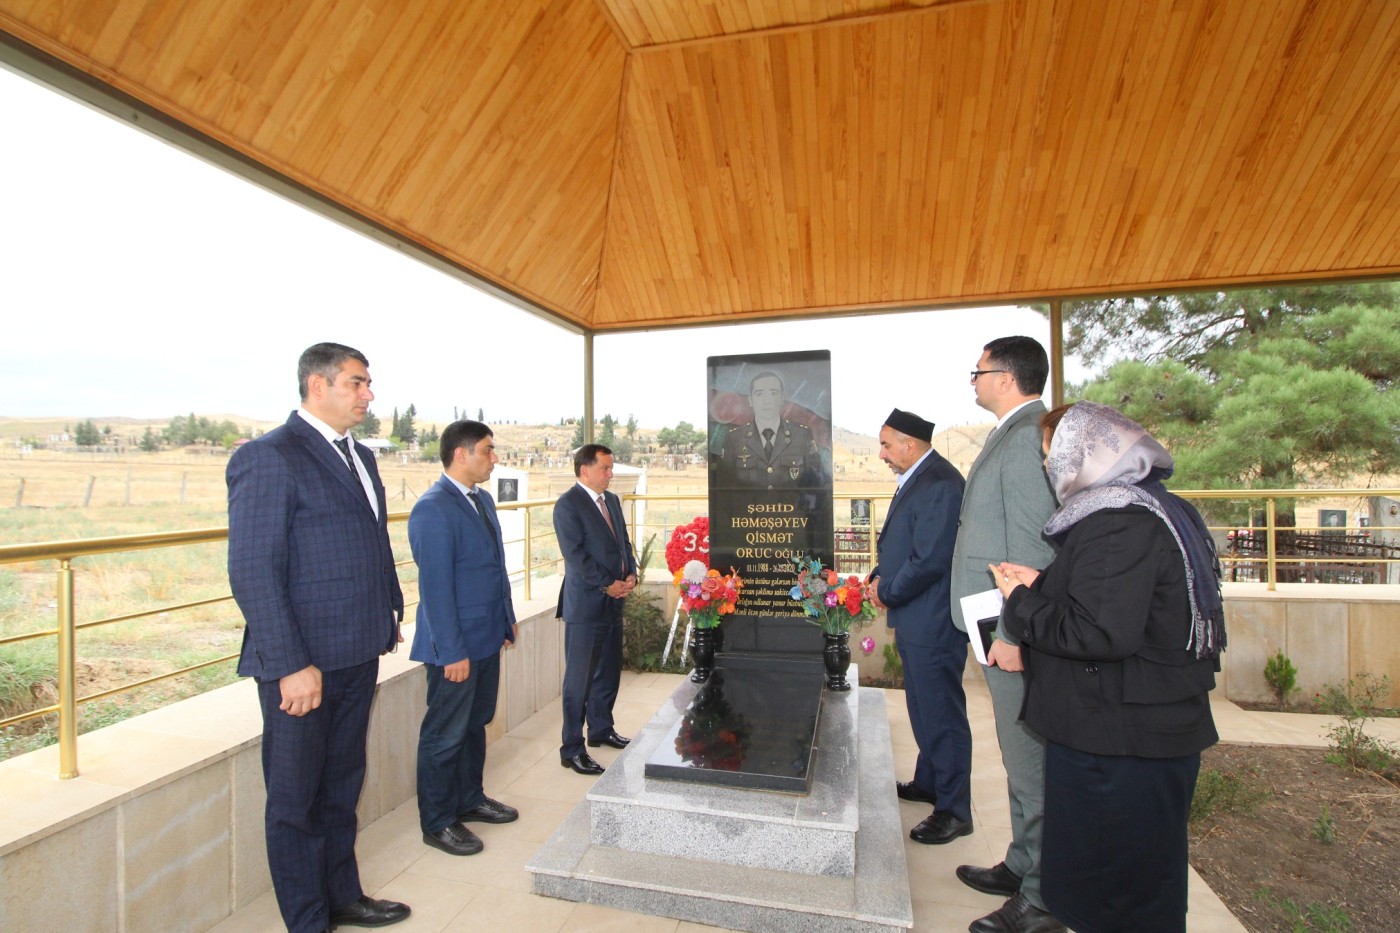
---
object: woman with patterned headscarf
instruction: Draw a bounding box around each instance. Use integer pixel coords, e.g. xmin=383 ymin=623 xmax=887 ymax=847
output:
xmin=989 ymin=401 xmax=1226 ymax=933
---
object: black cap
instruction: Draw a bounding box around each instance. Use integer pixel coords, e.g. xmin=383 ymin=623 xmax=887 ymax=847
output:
xmin=884 ymin=408 xmax=934 ymax=442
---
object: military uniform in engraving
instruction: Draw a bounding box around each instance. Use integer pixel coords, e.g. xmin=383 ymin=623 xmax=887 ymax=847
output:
xmin=718 ymin=419 xmax=821 ymax=490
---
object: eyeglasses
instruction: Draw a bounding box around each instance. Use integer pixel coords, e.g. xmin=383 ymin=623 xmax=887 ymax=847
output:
xmin=969 ymin=369 xmax=1008 ymax=380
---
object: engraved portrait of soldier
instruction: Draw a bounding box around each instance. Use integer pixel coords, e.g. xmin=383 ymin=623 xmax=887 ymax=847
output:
xmin=716 ymin=370 xmax=829 ymax=491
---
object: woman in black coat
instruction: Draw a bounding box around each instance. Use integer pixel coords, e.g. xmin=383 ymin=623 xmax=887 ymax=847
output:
xmin=990 ymin=401 xmax=1226 ymax=933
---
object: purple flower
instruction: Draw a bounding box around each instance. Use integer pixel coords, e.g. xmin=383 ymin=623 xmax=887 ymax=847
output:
xmin=824 ymin=591 xmax=839 ymax=607
xmin=860 ymin=636 xmax=876 ymax=655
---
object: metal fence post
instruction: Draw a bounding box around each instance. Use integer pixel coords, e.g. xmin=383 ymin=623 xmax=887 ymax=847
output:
xmin=523 ymin=507 xmax=533 ymax=601
xmin=57 ymin=558 xmax=78 ymax=779
xmin=1266 ymin=498 xmax=1278 ymax=592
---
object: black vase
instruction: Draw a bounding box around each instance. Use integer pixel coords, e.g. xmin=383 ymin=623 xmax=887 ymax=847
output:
xmin=823 ymin=631 xmax=852 ymax=691
xmin=690 ymin=626 xmax=717 ymax=684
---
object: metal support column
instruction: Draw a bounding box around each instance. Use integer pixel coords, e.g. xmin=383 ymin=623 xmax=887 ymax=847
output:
xmin=583 ymin=332 xmax=595 ymax=444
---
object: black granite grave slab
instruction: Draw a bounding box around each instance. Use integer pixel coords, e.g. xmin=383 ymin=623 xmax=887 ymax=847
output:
xmin=644 ymin=655 xmax=825 ymax=793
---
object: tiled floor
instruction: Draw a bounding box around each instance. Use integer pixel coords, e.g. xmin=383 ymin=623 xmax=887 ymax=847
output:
xmin=214 ymin=670 xmax=1277 ymax=932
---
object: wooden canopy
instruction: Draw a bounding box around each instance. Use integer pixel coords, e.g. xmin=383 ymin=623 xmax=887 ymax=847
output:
xmin=3 ymin=0 xmax=1398 ymax=334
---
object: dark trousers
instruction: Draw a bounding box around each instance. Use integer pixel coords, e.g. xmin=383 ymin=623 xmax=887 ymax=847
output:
xmin=416 ymin=652 xmax=501 ymax=832
xmin=896 ymin=638 xmax=972 ymax=821
xmin=257 ymin=659 xmax=377 ymax=933
xmin=1042 ymin=741 xmax=1201 ymax=933
xmin=560 ymin=614 xmax=621 ymax=758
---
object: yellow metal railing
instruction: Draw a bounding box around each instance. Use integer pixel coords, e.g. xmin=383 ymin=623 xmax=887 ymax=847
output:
xmin=2 ymin=487 xmax=1396 ymax=778
xmin=1178 ymin=488 xmax=1400 ymax=590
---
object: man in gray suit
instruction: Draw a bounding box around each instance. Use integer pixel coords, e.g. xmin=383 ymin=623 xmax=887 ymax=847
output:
xmin=950 ymin=337 xmax=1064 ymax=933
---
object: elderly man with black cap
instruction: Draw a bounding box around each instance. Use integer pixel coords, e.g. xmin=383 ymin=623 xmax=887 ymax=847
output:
xmin=869 ymin=408 xmax=973 ymax=846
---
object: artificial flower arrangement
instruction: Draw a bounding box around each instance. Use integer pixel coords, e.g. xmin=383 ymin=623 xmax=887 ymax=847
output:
xmin=665 ymin=516 xmax=710 ymax=573
xmin=673 ymin=560 xmax=743 ymax=629
xmin=789 ymin=555 xmax=878 ymax=635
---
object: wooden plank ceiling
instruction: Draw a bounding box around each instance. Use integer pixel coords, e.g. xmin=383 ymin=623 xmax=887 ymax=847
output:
xmin=3 ymin=0 xmax=1398 ymax=332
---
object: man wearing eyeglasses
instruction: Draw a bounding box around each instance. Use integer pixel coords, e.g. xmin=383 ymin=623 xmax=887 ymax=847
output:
xmin=950 ymin=336 xmax=1063 ymax=933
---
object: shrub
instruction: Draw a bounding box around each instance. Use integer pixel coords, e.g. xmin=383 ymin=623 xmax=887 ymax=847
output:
xmin=1190 ymin=767 xmax=1269 ymax=823
xmin=1264 ymin=650 xmax=1298 ymax=709
xmin=1318 ymin=673 xmax=1399 ymax=784
xmin=1312 ymin=805 xmax=1335 ymax=844
xmin=621 ymin=535 xmax=681 ymax=673
xmin=1253 ymin=888 xmax=1352 ymax=933
xmin=882 ymin=642 xmax=903 ymax=684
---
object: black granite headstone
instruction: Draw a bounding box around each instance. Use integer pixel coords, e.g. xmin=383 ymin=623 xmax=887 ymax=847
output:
xmin=706 ymin=350 xmax=835 ymax=657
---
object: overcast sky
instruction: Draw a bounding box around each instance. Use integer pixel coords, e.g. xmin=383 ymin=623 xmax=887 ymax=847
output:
xmin=2 ymin=66 xmax=1088 ymax=434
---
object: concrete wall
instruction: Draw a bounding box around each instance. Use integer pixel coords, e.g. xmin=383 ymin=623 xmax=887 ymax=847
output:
xmin=1219 ymin=583 xmax=1400 ymax=706
xmin=0 ymin=596 xmax=562 ymax=933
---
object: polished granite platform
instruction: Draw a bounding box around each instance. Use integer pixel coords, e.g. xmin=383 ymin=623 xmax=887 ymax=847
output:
xmin=527 ymin=668 xmax=913 ymax=931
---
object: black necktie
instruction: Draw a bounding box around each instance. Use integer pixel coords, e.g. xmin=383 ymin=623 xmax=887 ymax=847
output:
xmin=334 ymin=437 xmax=356 ymax=474
xmin=466 ymin=489 xmax=489 ymax=528
xmin=598 ymin=494 xmax=625 ymax=572
xmin=762 ymin=427 xmax=775 ymax=460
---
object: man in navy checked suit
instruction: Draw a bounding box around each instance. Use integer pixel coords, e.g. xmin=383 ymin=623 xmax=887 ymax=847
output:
xmin=228 ymin=343 xmax=409 ymax=933
xmin=408 ymin=421 xmax=519 ymax=858
xmin=554 ymin=443 xmax=636 ymax=775
xmin=868 ymin=408 xmax=973 ymax=847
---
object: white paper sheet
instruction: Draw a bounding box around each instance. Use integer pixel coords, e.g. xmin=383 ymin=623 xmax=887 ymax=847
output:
xmin=960 ymin=588 xmax=1004 ymax=666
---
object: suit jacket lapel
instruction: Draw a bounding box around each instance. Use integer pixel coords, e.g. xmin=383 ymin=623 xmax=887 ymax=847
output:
xmin=968 ymin=401 xmax=1046 ymax=484
xmin=578 ymin=485 xmax=614 ymax=538
xmin=289 ymin=414 xmax=374 ymax=515
xmin=879 ymin=455 xmax=932 ymax=543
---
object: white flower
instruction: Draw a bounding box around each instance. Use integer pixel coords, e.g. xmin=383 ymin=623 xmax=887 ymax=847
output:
xmin=682 ymin=560 xmax=708 ymax=585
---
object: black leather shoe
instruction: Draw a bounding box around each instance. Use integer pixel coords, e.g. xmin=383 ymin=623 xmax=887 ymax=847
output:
xmin=968 ymin=893 xmax=1066 ymax=933
xmin=587 ymin=730 xmax=631 ymax=749
xmin=458 ymin=797 xmax=518 ymax=824
xmin=561 ymin=752 xmax=605 ymax=775
xmin=896 ymin=780 xmax=937 ymax=804
xmin=329 ymin=894 xmax=412 ymax=927
xmin=910 ymin=811 xmax=973 ymax=845
xmin=956 ymin=861 xmax=1023 ymax=897
xmin=421 ymin=823 xmax=483 ymax=857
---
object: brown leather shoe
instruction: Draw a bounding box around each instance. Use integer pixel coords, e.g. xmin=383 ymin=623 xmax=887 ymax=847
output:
xmin=967 ymin=893 xmax=1065 ymax=933
xmin=956 ymin=861 xmax=1023 ymax=897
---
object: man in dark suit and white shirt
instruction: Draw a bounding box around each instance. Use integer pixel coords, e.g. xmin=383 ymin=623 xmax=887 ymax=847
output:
xmin=554 ymin=443 xmax=637 ymax=775
xmin=868 ymin=408 xmax=972 ymax=847
xmin=227 ymin=342 xmax=410 ymax=933
xmin=408 ymin=421 xmax=519 ymax=858
xmin=950 ymin=337 xmax=1064 ymax=933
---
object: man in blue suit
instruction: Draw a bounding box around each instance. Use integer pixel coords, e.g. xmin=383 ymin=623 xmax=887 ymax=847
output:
xmin=554 ymin=443 xmax=636 ymax=775
xmin=868 ymin=408 xmax=972 ymax=846
xmin=228 ymin=343 xmax=409 ymax=933
xmin=408 ymin=420 xmax=519 ymax=857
